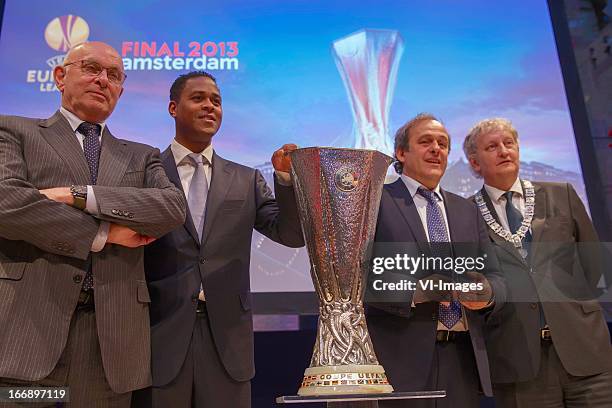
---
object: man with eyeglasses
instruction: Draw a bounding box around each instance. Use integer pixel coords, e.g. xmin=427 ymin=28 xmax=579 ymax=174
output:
xmin=0 ymin=41 xmax=186 ymax=406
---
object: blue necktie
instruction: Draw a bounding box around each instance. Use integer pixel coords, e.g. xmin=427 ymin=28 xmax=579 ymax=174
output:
xmin=417 ymin=187 xmax=462 ymax=330
xmin=78 ymin=122 xmax=101 ymax=185
xmin=503 ymin=191 xmax=532 ymax=245
xmin=504 ymin=192 xmax=542 ymax=325
xmin=187 ymin=153 xmax=209 ymax=241
xmin=77 ymin=122 xmax=101 ymax=291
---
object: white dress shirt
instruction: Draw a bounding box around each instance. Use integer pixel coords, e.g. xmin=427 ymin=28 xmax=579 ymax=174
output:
xmin=483 ymin=177 xmax=526 ymax=231
xmin=399 ymin=175 xmax=468 ymax=331
xmin=170 ymin=139 xmax=213 ymax=197
xmin=399 ymin=175 xmax=451 ymax=242
xmin=59 ymin=107 xmax=108 ymax=252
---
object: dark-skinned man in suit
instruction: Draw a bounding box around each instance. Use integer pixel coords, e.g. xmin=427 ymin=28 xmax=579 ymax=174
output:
xmin=132 ymin=71 xmax=304 ymax=408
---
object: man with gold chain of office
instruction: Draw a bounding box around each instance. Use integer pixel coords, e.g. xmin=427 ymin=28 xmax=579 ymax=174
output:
xmin=464 ymin=118 xmax=612 ymax=408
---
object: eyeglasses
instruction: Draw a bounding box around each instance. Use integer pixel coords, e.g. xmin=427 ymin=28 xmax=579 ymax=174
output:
xmin=63 ymin=59 xmax=127 ymax=85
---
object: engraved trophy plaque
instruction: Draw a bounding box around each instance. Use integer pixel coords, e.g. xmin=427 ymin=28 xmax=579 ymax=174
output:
xmin=291 ymin=147 xmax=393 ymax=396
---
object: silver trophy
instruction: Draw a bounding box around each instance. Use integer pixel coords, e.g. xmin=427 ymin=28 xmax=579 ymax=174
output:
xmin=332 ymin=29 xmax=404 ymax=155
xmin=291 ymin=147 xmax=393 ymax=396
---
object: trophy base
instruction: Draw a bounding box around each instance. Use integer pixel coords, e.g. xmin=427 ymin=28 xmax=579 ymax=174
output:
xmin=298 ymin=364 xmax=394 ymax=396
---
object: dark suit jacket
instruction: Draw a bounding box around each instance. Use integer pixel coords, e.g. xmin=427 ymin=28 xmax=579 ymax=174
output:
xmin=144 ymin=147 xmax=304 ymax=387
xmin=0 ymin=112 xmax=186 ymax=393
xmin=366 ymin=179 xmax=505 ymax=397
xmin=476 ymin=181 xmax=612 ymax=383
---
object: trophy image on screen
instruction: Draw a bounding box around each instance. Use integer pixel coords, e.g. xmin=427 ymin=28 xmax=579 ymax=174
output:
xmin=291 ymin=147 xmax=393 ymax=396
xmin=332 ymin=29 xmax=404 ymax=155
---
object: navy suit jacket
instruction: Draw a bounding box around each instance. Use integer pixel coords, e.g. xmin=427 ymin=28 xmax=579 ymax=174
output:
xmin=366 ymin=179 xmax=505 ymax=397
xmin=144 ymin=147 xmax=304 ymax=386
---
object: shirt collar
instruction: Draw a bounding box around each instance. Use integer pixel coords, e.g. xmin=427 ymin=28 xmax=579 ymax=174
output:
xmin=59 ymin=106 xmax=106 ymax=134
xmin=170 ymin=139 xmax=214 ymax=167
xmin=484 ymin=177 xmax=523 ymax=203
xmin=400 ymin=174 xmax=444 ymax=202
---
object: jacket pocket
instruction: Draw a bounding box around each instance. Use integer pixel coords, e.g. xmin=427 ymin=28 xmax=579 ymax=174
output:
xmin=221 ymin=200 xmax=246 ymax=212
xmin=581 ymin=300 xmax=602 ymax=313
xmin=0 ymin=261 xmax=26 ymax=281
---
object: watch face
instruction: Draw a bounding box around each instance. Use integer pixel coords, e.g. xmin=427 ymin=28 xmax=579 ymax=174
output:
xmin=71 ymin=185 xmax=87 ymax=197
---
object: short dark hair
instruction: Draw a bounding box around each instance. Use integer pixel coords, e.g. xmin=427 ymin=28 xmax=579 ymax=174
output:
xmin=170 ymin=71 xmax=217 ymax=102
xmin=392 ymin=113 xmax=449 ymax=174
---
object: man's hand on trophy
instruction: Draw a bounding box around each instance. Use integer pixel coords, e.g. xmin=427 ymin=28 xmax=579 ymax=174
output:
xmin=413 ymin=273 xmax=453 ymax=304
xmin=272 ymin=144 xmax=298 ymax=172
xmin=455 ymin=272 xmax=493 ymax=310
xmin=272 ymin=144 xmax=298 ymax=185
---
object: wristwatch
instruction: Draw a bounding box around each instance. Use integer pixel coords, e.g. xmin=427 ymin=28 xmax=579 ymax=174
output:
xmin=70 ymin=185 xmax=87 ymax=210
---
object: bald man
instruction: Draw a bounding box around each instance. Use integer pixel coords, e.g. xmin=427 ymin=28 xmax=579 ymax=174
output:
xmin=0 ymin=42 xmax=186 ymax=406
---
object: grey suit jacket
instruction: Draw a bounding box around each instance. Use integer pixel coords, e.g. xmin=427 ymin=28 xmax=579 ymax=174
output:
xmin=0 ymin=112 xmax=186 ymax=393
xmin=477 ymin=181 xmax=612 ymax=383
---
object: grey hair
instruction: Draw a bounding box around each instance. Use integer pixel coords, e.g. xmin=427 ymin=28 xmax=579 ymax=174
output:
xmin=393 ymin=113 xmax=448 ymax=174
xmin=462 ymin=118 xmax=519 ymax=178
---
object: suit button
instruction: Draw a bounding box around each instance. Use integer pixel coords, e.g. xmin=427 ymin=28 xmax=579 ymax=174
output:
xmin=432 ymin=314 xmax=437 ymax=321
xmin=199 ymin=258 xmax=206 ymax=264
xmin=530 ymin=303 xmax=538 ymax=310
xmin=112 ymin=209 xmax=118 ymax=215
xmin=128 ymin=213 xmax=134 ymax=219
xmin=73 ymin=275 xmax=83 ymax=284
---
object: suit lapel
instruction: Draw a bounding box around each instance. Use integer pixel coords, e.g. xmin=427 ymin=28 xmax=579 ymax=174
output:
xmin=201 ymin=152 xmax=235 ymax=247
xmin=161 ymin=147 xmax=200 ymax=245
xmin=96 ymin=128 xmax=132 ymax=186
xmin=529 ymin=182 xmax=547 ymax=260
xmin=39 ymin=111 xmax=91 ymax=185
xmin=386 ymin=180 xmax=430 ymax=255
xmin=441 ymin=190 xmax=465 ymax=243
xmin=480 ymin=186 xmax=527 ymax=265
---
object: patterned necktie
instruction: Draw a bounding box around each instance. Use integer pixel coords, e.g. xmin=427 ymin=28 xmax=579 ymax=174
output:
xmin=77 ymin=122 xmax=101 ymax=291
xmin=503 ymin=191 xmax=532 ymax=243
xmin=417 ymin=187 xmax=462 ymax=330
xmin=187 ymin=153 xmax=209 ymax=241
xmin=77 ymin=122 xmax=101 ymax=185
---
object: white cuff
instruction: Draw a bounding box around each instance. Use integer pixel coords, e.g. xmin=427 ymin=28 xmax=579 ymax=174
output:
xmin=91 ymin=221 xmax=110 ymax=252
xmin=85 ymin=185 xmax=99 ymax=215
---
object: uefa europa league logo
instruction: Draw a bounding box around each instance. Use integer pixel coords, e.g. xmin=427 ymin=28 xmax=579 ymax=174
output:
xmin=44 ymin=15 xmax=89 ymax=53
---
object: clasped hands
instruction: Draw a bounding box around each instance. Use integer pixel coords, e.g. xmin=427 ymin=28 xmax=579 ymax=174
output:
xmin=413 ymin=271 xmax=493 ymax=310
